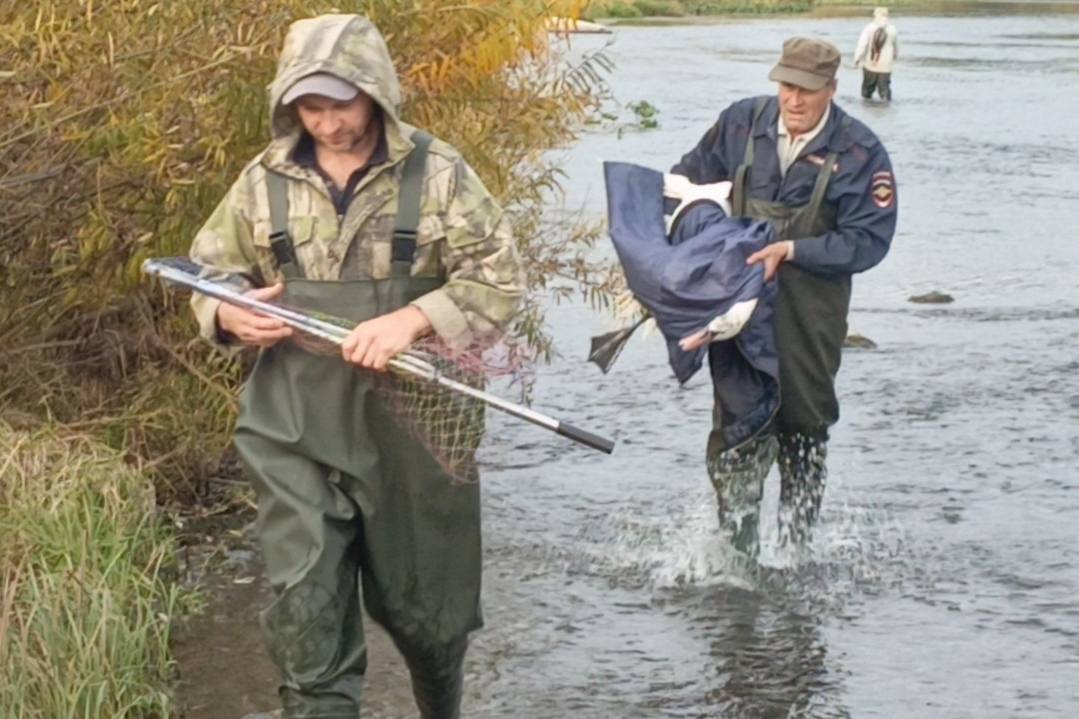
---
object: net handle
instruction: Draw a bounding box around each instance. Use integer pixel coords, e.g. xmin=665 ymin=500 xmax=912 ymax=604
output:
xmin=143 ymin=258 xmax=617 ymax=455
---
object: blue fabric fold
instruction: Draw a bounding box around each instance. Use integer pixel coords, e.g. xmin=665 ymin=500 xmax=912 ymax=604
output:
xmin=603 ymin=161 xmax=781 ymax=448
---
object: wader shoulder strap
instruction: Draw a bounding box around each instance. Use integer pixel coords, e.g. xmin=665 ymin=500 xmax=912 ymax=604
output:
xmin=265 ymin=131 xmax=433 ymax=280
xmin=732 ymin=96 xmax=770 ymax=217
xmin=805 ymin=116 xmax=853 ymax=217
xmin=786 ymin=116 xmax=852 ymax=239
xmin=266 ymin=171 xmax=301 ymax=279
xmin=392 ymin=130 xmax=433 ymax=277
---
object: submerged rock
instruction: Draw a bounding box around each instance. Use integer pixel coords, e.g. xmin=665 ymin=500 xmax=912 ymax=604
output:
xmin=844 ymin=333 xmax=877 ymax=350
xmin=908 ymin=290 xmax=955 ymax=304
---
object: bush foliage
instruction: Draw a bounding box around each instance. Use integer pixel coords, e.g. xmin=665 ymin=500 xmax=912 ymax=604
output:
xmin=0 ymin=0 xmax=613 ymax=498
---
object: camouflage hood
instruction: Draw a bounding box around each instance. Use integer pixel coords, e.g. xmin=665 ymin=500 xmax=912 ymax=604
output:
xmin=267 ymin=14 xmax=403 ymax=142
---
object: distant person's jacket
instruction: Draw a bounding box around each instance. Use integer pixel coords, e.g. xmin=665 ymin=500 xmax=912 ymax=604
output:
xmin=855 ymin=20 xmax=899 ymax=73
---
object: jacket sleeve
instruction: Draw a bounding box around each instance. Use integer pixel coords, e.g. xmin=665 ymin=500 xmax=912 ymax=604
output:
xmin=187 ymin=176 xmax=262 ymax=353
xmin=670 ymin=110 xmax=731 ymax=183
xmin=854 ymin=25 xmax=871 ymax=65
xmin=789 ymin=142 xmax=897 ymax=275
xmin=409 ymin=158 xmax=525 ymax=349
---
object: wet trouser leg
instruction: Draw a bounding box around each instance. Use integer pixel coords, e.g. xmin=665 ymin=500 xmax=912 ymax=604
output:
xmin=383 ymin=634 xmax=468 ymax=719
xmin=776 ymin=431 xmax=828 ymax=547
xmin=878 ymin=72 xmax=892 ymax=101
xmin=237 ymin=428 xmax=479 ymax=719
xmin=237 ymin=432 xmax=367 ymax=719
xmin=706 ymin=432 xmax=779 ymax=559
xmin=861 ymin=69 xmax=876 ymax=99
xmin=355 ymin=394 xmax=482 ymax=719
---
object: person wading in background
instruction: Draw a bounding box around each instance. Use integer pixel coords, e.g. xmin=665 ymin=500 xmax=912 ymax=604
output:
xmin=854 ymin=7 xmax=900 ymax=101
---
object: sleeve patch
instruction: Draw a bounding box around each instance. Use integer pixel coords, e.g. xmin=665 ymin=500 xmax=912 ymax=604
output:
xmin=871 ymin=171 xmax=895 ymax=209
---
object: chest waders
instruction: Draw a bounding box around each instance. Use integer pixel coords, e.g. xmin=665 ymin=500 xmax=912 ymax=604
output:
xmin=730 ymin=98 xmax=852 ymax=436
xmin=233 ymin=132 xmax=478 ymax=719
xmin=706 ymin=99 xmax=851 ymax=557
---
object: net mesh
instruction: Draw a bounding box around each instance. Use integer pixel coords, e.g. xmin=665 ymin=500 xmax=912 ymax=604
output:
xmin=143 ymin=258 xmax=537 ymax=483
xmin=290 ymin=327 xmax=533 ymax=484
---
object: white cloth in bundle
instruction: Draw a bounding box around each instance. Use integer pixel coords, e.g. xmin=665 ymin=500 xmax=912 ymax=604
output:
xmin=662 ymin=173 xmax=733 ymax=234
xmin=662 ymin=174 xmax=758 ymax=349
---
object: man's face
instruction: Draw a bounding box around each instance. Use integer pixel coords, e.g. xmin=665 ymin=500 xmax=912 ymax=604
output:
xmin=295 ymin=91 xmax=378 ymax=152
xmin=777 ymin=80 xmax=836 ymax=136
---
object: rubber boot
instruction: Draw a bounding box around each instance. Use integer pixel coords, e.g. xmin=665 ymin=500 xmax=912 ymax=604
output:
xmin=708 ymin=434 xmax=778 ymax=560
xmin=777 ymin=432 xmax=828 ymax=548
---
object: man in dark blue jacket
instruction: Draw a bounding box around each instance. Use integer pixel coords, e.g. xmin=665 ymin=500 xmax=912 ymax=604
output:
xmin=671 ymin=37 xmax=897 ymax=557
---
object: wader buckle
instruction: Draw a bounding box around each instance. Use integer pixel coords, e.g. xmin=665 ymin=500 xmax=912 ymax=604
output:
xmin=269 ymin=230 xmax=296 ymax=267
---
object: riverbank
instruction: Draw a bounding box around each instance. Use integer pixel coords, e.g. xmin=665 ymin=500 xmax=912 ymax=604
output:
xmin=584 ymin=0 xmax=812 ymax=19
xmin=171 ymin=509 xmax=421 ymax=718
xmin=0 ymin=1 xmax=610 ymax=715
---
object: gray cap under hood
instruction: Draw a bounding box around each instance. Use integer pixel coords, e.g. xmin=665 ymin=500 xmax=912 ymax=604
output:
xmin=267 ymin=14 xmax=403 ymax=141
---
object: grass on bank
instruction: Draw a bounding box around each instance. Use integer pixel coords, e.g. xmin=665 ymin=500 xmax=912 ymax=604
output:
xmin=0 ymin=422 xmax=190 ymax=719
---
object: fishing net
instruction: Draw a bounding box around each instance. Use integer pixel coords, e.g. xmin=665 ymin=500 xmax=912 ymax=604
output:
xmin=293 ymin=326 xmax=533 ymax=484
xmin=145 ymin=257 xmax=537 ymax=483
xmin=379 ymin=337 xmax=533 ymax=483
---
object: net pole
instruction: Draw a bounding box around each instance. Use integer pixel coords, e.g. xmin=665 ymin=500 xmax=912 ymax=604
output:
xmin=144 ymin=259 xmax=615 ymax=454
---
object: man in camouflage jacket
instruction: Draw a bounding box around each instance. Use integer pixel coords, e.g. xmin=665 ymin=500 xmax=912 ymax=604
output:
xmin=189 ymin=14 xmax=523 ymax=719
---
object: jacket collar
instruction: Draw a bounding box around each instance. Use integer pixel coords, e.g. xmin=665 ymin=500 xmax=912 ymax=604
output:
xmin=260 ymin=116 xmax=414 ymax=183
xmin=753 ymin=96 xmax=852 ymax=155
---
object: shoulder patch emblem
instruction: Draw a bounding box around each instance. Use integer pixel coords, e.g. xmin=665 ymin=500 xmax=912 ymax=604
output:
xmin=871 ymin=171 xmax=895 ymax=209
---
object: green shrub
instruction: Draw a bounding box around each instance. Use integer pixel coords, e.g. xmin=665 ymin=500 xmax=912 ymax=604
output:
xmin=606 ymin=2 xmax=645 ymax=16
xmin=0 ymin=0 xmax=612 ymax=498
xmin=628 ymin=100 xmax=661 ymax=129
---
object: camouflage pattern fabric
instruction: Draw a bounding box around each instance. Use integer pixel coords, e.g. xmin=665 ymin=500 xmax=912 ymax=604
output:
xmin=189 ymin=14 xmax=524 ymax=353
xmin=188 ymin=14 xmax=520 ymax=719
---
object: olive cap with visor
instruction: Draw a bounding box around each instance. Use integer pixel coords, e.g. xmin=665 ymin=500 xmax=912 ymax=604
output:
xmin=768 ymin=37 xmax=841 ymax=91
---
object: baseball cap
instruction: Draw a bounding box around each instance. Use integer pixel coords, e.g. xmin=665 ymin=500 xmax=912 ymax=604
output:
xmin=281 ymin=72 xmax=359 ymax=105
xmin=767 ymin=37 xmax=841 ymax=91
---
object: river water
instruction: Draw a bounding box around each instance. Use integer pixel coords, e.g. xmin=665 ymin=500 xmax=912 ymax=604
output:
xmin=176 ymin=7 xmax=1079 ymax=719
xmin=467 ymin=9 xmax=1079 ymax=719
